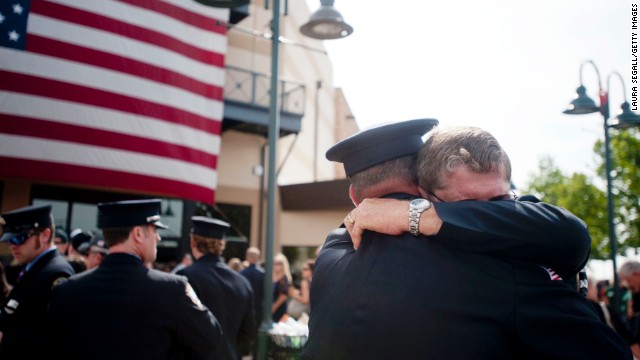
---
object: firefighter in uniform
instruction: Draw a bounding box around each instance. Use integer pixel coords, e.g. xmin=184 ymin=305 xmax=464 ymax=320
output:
xmin=178 ymin=216 xmax=255 ymax=360
xmin=0 ymin=204 xmax=75 ymax=359
xmin=47 ymin=199 xmax=222 ymax=359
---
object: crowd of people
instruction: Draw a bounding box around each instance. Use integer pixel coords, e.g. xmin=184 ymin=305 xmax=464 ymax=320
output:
xmin=0 ymin=120 xmax=637 ymax=359
xmin=0 ymin=200 xmax=315 ymax=359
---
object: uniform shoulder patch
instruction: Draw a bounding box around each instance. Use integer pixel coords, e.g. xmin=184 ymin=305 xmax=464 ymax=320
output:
xmin=52 ymin=276 xmax=69 ymax=289
xmin=185 ymin=283 xmax=205 ymax=310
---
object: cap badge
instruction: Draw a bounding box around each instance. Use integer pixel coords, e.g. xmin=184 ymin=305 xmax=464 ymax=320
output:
xmin=146 ymin=215 xmax=160 ymax=223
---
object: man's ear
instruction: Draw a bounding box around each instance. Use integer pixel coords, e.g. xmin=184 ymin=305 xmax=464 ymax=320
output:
xmin=418 ymin=187 xmax=429 ymax=198
xmin=348 ymin=185 xmax=360 ymax=206
xmin=41 ymin=228 xmax=52 ymax=241
xmin=132 ymin=226 xmax=145 ymax=243
xmin=38 ymin=228 xmax=52 ymax=248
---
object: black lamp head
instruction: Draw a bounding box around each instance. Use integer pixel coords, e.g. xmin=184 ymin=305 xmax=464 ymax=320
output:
xmin=564 ymin=85 xmax=600 ymax=115
xmin=609 ymin=101 xmax=640 ymax=129
xmin=300 ymin=0 xmax=353 ymax=40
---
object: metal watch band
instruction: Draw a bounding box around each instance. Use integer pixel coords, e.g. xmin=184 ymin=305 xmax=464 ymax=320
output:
xmin=409 ymin=198 xmax=431 ymax=236
xmin=409 ymin=209 xmax=420 ymax=236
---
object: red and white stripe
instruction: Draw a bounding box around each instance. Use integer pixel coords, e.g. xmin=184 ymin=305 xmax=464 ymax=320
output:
xmin=0 ymin=0 xmax=229 ymax=203
xmin=541 ymin=266 xmax=563 ymax=281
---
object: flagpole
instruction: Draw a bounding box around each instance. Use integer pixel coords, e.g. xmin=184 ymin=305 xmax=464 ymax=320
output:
xmin=256 ymin=0 xmax=281 ymax=358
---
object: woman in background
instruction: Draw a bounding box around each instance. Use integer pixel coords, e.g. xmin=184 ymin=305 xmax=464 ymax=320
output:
xmin=272 ymin=253 xmax=291 ymax=322
xmin=288 ymin=259 xmax=315 ymax=319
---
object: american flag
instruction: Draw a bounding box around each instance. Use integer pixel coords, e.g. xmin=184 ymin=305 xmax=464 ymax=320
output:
xmin=0 ymin=0 xmax=228 ymax=204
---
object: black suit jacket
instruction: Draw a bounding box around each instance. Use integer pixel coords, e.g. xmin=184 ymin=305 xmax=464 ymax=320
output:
xmin=433 ymin=199 xmax=592 ymax=279
xmin=178 ymin=254 xmax=255 ymax=360
xmin=240 ymin=264 xmax=265 ymax=327
xmin=0 ymin=248 xmax=74 ymax=359
xmin=302 ymin=194 xmax=630 ymax=359
xmin=47 ymin=253 xmax=222 ymax=360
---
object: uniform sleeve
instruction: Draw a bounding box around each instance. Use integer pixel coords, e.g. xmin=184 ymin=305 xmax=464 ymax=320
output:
xmin=238 ymin=283 xmax=256 ymax=345
xmin=318 ymin=227 xmax=355 ymax=258
xmin=433 ymin=199 xmax=591 ymax=279
xmin=175 ymin=279 xmax=222 ymax=358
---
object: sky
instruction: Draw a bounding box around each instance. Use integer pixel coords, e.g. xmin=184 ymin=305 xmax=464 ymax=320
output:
xmin=307 ymin=0 xmax=632 ymax=190
xmin=304 ymin=0 xmax=634 ymax=279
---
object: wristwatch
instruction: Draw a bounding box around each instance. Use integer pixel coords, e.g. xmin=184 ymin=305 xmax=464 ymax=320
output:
xmin=409 ymin=198 xmax=431 ymax=236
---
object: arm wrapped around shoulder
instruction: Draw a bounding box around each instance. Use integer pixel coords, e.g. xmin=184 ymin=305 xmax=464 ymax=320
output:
xmin=434 ymin=199 xmax=591 ymax=279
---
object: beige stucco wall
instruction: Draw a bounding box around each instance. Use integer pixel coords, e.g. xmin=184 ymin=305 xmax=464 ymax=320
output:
xmin=219 ymin=1 xmax=358 ymax=251
xmin=279 ymin=210 xmax=347 ymax=248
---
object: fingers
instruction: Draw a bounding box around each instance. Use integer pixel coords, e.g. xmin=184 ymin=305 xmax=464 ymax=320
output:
xmin=351 ymin=225 xmax=363 ymax=250
xmin=344 ymin=210 xmax=362 ymax=250
xmin=346 ymin=211 xmax=355 ymax=225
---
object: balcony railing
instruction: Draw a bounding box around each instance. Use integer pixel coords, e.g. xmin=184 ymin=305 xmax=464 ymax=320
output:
xmin=223 ymin=66 xmax=306 ymax=136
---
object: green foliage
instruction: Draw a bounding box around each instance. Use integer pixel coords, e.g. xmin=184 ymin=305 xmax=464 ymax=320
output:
xmin=594 ymin=128 xmax=640 ymax=251
xmin=524 ymin=157 xmax=609 ymax=259
xmin=523 ymin=128 xmax=640 ymax=259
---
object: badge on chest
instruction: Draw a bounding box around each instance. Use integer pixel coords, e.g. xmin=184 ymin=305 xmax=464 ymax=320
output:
xmin=4 ymin=299 xmax=19 ymax=314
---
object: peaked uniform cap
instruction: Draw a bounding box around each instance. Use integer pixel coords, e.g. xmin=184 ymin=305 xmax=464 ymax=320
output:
xmin=97 ymin=199 xmax=168 ymax=230
xmin=0 ymin=204 xmax=53 ymax=242
xmin=191 ymin=216 xmax=230 ymax=239
xmin=87 ymin=235 xmax=109 ymax=254
xmin=55 ymin=229 xmax=70 ymax=243
xmin=326 ymin=118 xmax=438 ymax=176
xmin=71 ymin=231 xmax=92 ymax=251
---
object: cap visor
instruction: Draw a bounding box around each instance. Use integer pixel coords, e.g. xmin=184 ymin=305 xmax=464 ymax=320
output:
xmin=91 ymin=246 xmax=109 ymax=255
xmin=0 ymin=232 xmax=18 ymax=242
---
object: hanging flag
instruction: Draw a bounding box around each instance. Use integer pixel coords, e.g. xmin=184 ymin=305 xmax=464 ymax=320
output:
xmin=0 ymin=0 xmax=228 ymax=204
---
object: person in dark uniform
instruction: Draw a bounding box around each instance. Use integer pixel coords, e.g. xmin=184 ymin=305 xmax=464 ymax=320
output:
xmin=177 ymin=216 xmax=255 ymax=360
xmin=0 ymin=204 xmax=75 ymax=359
xmin=69 ymin=229 xmax=92 ymax=257
xmin=239 ymin=246 xmax=264 ymax=357
xmin=53 ymin=228 xmax=70 ymax=255
xmin=47 ymin=199 xmax=222 ymax=359
xmin=302 ymin=121 xmax=630 ymax=359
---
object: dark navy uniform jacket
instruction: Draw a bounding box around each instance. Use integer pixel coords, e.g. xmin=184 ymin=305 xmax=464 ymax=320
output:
xmin=240 ymin=263 xmax=265 ymax=328
xmin=47 ymin=253 xmax=222 ymax=360
xmin=179 ymin=254 xmax=255 ymax=360
xmin=302 ymin=194 xmax=631 ymax=360
xmin=0 ymin=248 xmax=74 ymax=359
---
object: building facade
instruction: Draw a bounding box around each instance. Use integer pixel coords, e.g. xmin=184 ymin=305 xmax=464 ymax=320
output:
xmin=0 ymin=0 xmax=358 ymax=267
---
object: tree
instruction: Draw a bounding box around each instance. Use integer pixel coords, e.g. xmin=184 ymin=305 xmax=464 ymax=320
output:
xmin=524 ymin=157 xmax=609 ymax=259
xmin=594 ymin=127 xmax=640 ymax=252
xmin=524 ymin=128 xmax=640 ymax=259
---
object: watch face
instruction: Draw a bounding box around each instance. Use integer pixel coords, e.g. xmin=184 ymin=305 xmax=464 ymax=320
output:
xmin=410 ymin=198 xmax=430 ymax=209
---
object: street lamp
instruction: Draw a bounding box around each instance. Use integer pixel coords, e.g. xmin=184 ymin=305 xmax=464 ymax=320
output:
xmin=563 ymin=60 xmax=640 ymax=309
xmin=300 ymin=0 xmax=353 ymax=40
xmin=257 ymin=1 xmax=353 ymax=359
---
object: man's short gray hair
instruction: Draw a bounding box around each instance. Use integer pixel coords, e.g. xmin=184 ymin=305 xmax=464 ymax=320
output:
xmin=619 ymin=260 xmax=640 ymax=277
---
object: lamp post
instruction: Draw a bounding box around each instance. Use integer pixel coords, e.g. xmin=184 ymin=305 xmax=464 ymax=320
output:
xmin=563 ymin=60 xmax=640 ymax=309
xmin=256 ymin=1 xmax=353 ymax=359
